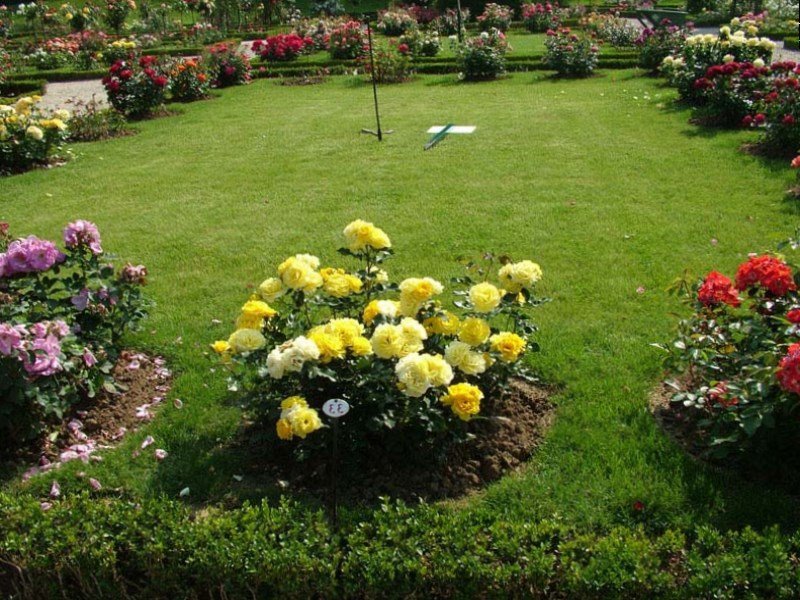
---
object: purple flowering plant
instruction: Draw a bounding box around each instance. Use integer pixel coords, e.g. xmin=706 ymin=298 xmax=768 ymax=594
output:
xmin=0 ymin=220 xmax=149 ymax=446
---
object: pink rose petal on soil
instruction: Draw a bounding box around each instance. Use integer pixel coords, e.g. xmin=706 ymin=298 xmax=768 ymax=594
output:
xmin=141 ymin=435 xmax=155 ymax=449
xmin=636 ymin=286 xmax=646 ymax=294
xmin=49 ymin=480 xmax=61 ymax=498
xmin=39 ymin=456 xmax=51 ymax=467
xmin=40 ymin=502 xmax=52 ymax=511
xmin=154 ymin=449 xmax=168 ymax=461
xmin=111 ymin=427 xmax=127 ymax=440
xmin=22 ymin=467 xmax=40 ymax=482
xmin=89 ymin=478 xmax=102 ymax=491
xmin=127 ymin=359 xmax=141 ymax=370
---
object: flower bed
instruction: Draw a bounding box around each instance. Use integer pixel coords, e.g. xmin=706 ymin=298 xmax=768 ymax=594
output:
xmin=205 ymin=43 xmax=251 ymax=88
xmin=327 ymin=20 xmax=367 ymax=60
xmin=477 ymin=3 xmax=513 ymax=32
xmin=214 ymin=220 xmax=545 ymax=470
xmin=0 ymin=221 xmax=148 ymax=449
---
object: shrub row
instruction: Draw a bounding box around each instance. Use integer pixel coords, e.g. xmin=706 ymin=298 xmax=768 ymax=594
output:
xmin=1 ymin=493 xmax=799 ymax=599
xmin=0 ymin=79 xmax=46 ymax=97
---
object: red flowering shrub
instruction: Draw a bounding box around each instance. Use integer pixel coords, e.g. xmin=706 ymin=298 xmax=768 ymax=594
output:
xmin=735 ymin=254 xmax=797 ymax=296
xmin=543 ymin=27 xmax=599 ymax=77
xmin=102 ymin=55 xmax=169 ymax=118
xmin=205 ymin=43 xmax=251 ymax=88
xmin=521 ymin=2 xmax=559 ymax=33
xmin=328 ymin=21 xmax=367 ymax=60
xmin=662 ymin=246 xmax=800 ymax=456
xmin=692 ymin=61 xmax=769 ymax=127
xmin=748 ymin=61 xmax=800 ymax=156
xmin=358 ymin=42 xmax=412 ymax=84
xmin=252 ymin=34 xmax=313 ymax=62
xmin=697 ymin=270 xmax=741 ymax=307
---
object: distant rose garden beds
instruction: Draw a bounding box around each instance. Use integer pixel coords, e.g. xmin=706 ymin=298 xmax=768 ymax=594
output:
xmin=3 ymin=0 xmax=800 ymax=596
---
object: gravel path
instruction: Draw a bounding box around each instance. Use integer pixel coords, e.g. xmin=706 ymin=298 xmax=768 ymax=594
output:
xmin=38 ymin=79 xmax=107 ymax=112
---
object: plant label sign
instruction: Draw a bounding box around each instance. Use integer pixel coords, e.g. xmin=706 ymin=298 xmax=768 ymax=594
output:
xmin=323 ymin=399 xmax=350 ymax=419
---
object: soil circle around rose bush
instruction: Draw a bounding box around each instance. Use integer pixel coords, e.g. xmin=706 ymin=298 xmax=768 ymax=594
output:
xmin=233 ymin=379 xmax=556 ymax=505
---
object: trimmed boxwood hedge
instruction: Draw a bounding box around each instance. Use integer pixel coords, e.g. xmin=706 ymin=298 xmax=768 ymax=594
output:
xmin=2 ymin=493 xmax=800 ymax=599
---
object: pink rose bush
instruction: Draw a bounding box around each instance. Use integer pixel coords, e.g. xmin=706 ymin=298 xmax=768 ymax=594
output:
xmin=0 ymin=220 xmax=149 ymax=447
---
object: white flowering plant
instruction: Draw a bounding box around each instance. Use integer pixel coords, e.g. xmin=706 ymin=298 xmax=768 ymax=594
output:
xmin=214 ymin=221 xmax=547 ymax=461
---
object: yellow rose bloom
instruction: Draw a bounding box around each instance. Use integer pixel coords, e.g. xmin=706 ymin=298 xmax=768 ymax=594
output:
xmin=308 ymin=329 xmax=345 ymax=363
xmin=241 ymin=299 xmax=277 ymax=319
xmin=350 ymin=336 xmax=373 ymax=356
xmin=25 ymin=125 xmax=44 ymax=141
xmin=280 ymin=395 xmax=308 ymax=411
xmin=469 ymin=281 xmax=502 ymax=312
xmin=362 ymin=299 xmax=399 ymax=325
xmin=236 ymin=313 xmax=264 ymax=330
xmin=277 ymin=256 xmax=323 ymax=292
xmin=258 ymin=277 xmax=285 ymax=303
xmin=489 ymin=331 xmax=526 ymax=362
xmin=371 ymin=323 xmax=404 ymax=359
xmin=498 ymin=260 xmax=543 ymax=293
xmin=211 ymin=340 xmax=230 ymax=354
xmin=399 ymin=277 xmax=444 ymax=316
xmin=276 ymin=418 xmax=293 ymax=440
xmin=327 ymin=318 xmax=364 ymax=347
xmin=228 ymin=328 xmax=267 ymax=354
xmin=459 ymin=317 xmax=491 ymax=346
xmin=398 ymin=317 xmax=427 ymax=357
xmin=54 ymin=109 xmax=70 ymax=121
xmin=423 ymin=353 xmax=454 ymax=387
xmin=343 ymin=219 xmax=392 ymax=252
xmin=289 ymin=407 xmax=323 ymax=438
xmin=423 ymin=311 xmax=460 ymax=336
xmin=440 ymin=383 xmax=483 ymax=421
xmin=444 ymin=341 xmax=488 ymax=375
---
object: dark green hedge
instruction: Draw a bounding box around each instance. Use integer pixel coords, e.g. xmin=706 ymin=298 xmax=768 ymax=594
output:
xmin=1 ymin=493 xmax=799 ymax=599
xmin=784 ymin=37 xmax=799 ymax=51
xmin=0 ymin=79 xmax=46 ymax=97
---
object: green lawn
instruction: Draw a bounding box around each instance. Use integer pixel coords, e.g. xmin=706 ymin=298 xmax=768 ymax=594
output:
xmin=2 ymin=71 xmax=798 ymax=534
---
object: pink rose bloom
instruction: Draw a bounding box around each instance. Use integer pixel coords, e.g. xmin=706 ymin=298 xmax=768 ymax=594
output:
xmin=63 ymin=220 xmax=103 ymax=255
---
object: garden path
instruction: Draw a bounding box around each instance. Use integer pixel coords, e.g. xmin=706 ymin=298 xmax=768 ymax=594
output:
xmin=39 ymin=79 xmax=107 ymax=112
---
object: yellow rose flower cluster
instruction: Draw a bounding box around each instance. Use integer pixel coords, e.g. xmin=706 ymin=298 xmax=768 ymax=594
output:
xmin=308 ymin=318 xmax=372 ymax=362
xmin=275 ymin=396 xmax=323 ymax=440
xmin=321 ymin=267 xmax=363 ymax=298
xmin=343 ymin=219 xmax=392 ymax=253
xmin=370 ymin=317 xmax=428 ymax=359
xmin=215 ymin=220 xmax=545 ymax=447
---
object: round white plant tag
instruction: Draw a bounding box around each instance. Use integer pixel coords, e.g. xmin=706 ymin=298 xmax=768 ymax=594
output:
xmin=322 ymin=399 xmax=350 ymax=418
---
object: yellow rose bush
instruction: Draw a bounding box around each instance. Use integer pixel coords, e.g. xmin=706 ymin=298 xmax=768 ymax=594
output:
xmin=214 ymin=221 xmax=547 ymax=460
xmin=1 ymin=97 xmax=70 ymax=175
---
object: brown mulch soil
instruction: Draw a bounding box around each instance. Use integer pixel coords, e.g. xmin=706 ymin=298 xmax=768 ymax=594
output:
xmin=235 ymin=380 xmax=556 ymax=504
xmin=44 ymin=352 xmax=168 ymax=460
xmin=649 ymin=380 xmax=710 ymax=461
xmin=1 ymin=352 xmax=170 ymax=472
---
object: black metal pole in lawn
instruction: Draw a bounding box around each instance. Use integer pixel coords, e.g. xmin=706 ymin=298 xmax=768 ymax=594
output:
xmin=366 ymin=17 xmax=383 ymax=141
xmin=456 ymin=0 xmax=464 ymax=43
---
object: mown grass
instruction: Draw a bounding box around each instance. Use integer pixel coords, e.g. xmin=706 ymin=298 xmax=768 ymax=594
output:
xmin=2 ymin=70 xmax=798 ymax=534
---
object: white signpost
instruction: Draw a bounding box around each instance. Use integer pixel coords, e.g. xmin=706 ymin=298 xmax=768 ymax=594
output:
xmin=324 ymin=398 xmax=349 ymax=529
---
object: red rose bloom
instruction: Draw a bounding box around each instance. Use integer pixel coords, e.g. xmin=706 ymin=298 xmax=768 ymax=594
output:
xmin=698 ymin=271 xmax=741 ymax=307
xmin=777 ymin=343 xmax=800 ymax=395
xmin=735 ymin=255 xmax=797 ymax=296
xmin=787 ymin=308 xmax=800 ymax=323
